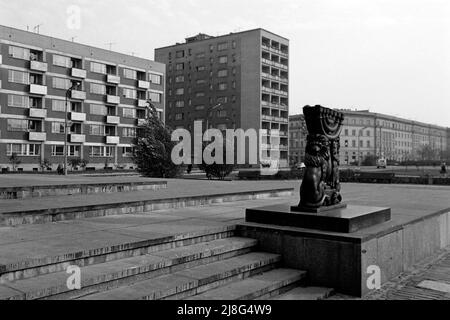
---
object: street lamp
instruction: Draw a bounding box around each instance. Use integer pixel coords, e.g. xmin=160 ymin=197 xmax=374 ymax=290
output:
xmin=64 ymin=81 xmax=81 ymax=176
xmin=357 ymin=126 xmax=369 ymax=167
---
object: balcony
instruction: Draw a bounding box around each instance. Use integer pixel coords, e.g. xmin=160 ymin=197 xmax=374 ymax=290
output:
xmin=71 ymin=90 xmax=86 ymax=100
xmin=29 ymin=84 xmax=47 ymax=95
xmin=70 ymin=112 xmax=86 ymax=122
xmin=29 ymin=108 xmax=47 ymax=118
xmin=261 ymin=114 xmax=272 ymax=121
xmin=138 ymin=80 xmax=150 ymax=89
xmin=137 ymin=118 xmax=147 ymax=126
xmin=29 ymin=132 xmax=46 ymax=142
xmin=70 ymin=134 xmax=86 ymax=143
xmin=106 ymin=95 xmax=120 ymax=104
xmin=106 ymin=116 xmax=120 ymax=125
xmin=71 ymin=68 xmax=87 ymax=79
xmin=137 ymin=99 xmax=148 ymax=108
xmin=107 ymin=74 xmax=120 ymax=84
xmin=30 ymin=60 xmax=48 ymax=72
xmin=106 ymin=136 xmax=120 ymax=145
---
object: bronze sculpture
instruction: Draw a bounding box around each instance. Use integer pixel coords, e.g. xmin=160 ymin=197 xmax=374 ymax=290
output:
xmin=297 ymin=105 xmax=345 ymax=210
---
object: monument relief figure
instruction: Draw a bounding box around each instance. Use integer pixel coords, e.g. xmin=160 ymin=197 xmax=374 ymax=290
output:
xmin=298 ymin=105 xmax=345 ymax=210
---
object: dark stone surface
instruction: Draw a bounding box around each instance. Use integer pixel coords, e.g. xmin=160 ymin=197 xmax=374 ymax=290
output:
xmin=246 ymin=204 xmax=391 ymax=233
xmin=291 ymin=203 xmax=347 ymax=213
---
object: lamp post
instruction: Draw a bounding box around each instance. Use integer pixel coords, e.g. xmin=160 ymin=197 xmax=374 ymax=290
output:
xmin=64 ymin=81 xmax=81 ymax=176
xmin=357 ymin=126 xmax=369 ymax=167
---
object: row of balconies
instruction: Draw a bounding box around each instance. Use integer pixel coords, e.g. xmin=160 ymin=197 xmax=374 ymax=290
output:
xmin=261 ymin=115 xmax=289 ymax=123
xmin=261 ymin=43 xmax=289 ymax=57
xmin=260 ymin=143 xmax=289 ymax=151
xmin=261 ymin=86 xmax=288 ymax=96
xmin=27 ymin=132 xmax=121 ymax=145
xmin=260 ymin=129 xmax=288 ymax=137
xmin=28 ymin=85 xmax=151 ymax=107
xmin=261 ymin=73 xmax=288 ymax=83
xmin=261 ymin=59 xmax=288 ymax=70
xmin=27 ymin=64 xmax=153 ymax=89
xmin=26 ymin=108 xmax=120 ymax=125
xmin=261 ymin=101 xmax=289 ymax=111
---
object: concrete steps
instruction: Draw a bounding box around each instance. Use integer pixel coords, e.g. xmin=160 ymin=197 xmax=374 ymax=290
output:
xmin=80 ymin=252 xmax=285 ymax=300
xmin=0 ymin=225 xmax=236 ymax=282
xmin=1 ymin=237 xmax=257 ymax=300
xmin=271 ymin=286 xmax=335 ymax=300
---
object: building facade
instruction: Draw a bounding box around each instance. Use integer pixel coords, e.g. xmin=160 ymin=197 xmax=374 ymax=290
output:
xmin=289 ymin=109 xmax=448 ymax=166
xmin=0 ymin=25 xmax=165 ymax=172
xmin=288 ymin=114 xmax=306 ymax=166
xmin=155 ymin=29 xmax=289 ymax=167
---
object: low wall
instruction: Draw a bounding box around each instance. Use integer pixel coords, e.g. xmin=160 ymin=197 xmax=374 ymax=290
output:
xmin=238 ymin=207 xmax=450 ymax=297
xmin=0 ymin=181 xmax=167 ymax=200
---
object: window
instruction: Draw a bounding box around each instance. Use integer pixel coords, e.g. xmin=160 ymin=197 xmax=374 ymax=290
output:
xmin=122 ymin=108 xmax=136 ymax=118
xmin=344 ymin=129 xmax=349 ymax=136
xmin=8 ymin=95 xmax=29 ymax=108
xmin=7 ymin=119 xmax=29 ymax=132
xmin=90 ymin=83 xmax=106 ymax=95
xmin=218 ymin=42 xmax=228 ymax=51
xmin=196 ymin=92 xmax=205 ymax=98
xmin=352 ymin=130 xmax=356 ymax=136
xmin=149 ymin=92 xmax=161 ymax=103
xmin=175 ymin=88 xmax=184 ymax=95
xmin=219 ymin=56 xmax=228 ymax=64
xmin=196 ymin=79 xmax=206 ymax=84
xmin=176 ymin=63 xmax=184 ymax=71
xmin=90 ymin=104 xmax=107 ymax=115
xmin=175 ymin=100 xmax=185 ymax=108
xmin=9 ymin=46 xmax=31 ymax=60
xmin=176 ymin=50 xmax=185 ymax=58
xmin=53 ymin=55 xmax=72 ymax=68
xmin=122 ymin=88 xmax=137 ymax=99
xmin=7 ymin=144 xmax=40 ymax=156
xmin=196 ymin=66 xmax=206 ymax=72
xmin=218 ymin=69 xmax=228 ymax=77
xmin=123 ymin=68 xmax=137 ymax=79
xmin=90 ymin=124 xmax=104 ymax=136
xmin=51 ymin=122 xmax=65 ymax=134
xmin=122 ymin=147 xmax=134 ymax=157
xmin=218 ymin=83 xmax=228 ymax=91
xmin=90 ymin=62 xmax=107 ymax=74
xmin=175 ymin=113 xmax=184 ymax=121
xmin=123 ymin=127 xmax=137 ymax=138
xmin=150 ymin=74 xmax=162 ymax=84
xmin=50 ymin=100 xmax=65 ymax=112
xmin=53 ymin=77 xmax=73 ymax=90
xmin=90 ymin=146 xmax=114 ymax=157
xmin=367 ymin=141 xmax=371 ymax=148
xmin=232 ymin=40 xmax=237 ymax=49
xmin=51 ymin=145 xmax=80 ymax=157
xmin=8 ymin=70 xmax=29 ymax=84
xmin=175 ymin=75 xmax=184 ymax=83
xmin=195 ymin=105 xmax=205 ymax=110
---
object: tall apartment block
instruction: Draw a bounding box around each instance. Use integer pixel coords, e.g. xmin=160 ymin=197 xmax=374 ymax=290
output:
xmin=155 ymin=29 xmax=289 ymax=167
xmin=0 ymin=25 xmax=165 ymax=172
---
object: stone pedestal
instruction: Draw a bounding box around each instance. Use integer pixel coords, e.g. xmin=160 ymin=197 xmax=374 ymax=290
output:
xmin=246 ymin=204 xmax=391 ymax=233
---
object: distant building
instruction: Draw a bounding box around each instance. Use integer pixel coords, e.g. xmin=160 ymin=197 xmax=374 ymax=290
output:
xmin=155 ymin=28 xmax=290 ymax=167
xmin=0 ymin=25 xmax=165 ymax=172
xmin=289 ymin=109 xmax=448 ymax=165
xmin=288 ymin=114 xmax=306 ymax=166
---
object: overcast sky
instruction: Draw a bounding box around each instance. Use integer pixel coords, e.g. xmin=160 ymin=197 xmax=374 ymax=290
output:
xmin=1 ymin=0 xmax=449 ymax=127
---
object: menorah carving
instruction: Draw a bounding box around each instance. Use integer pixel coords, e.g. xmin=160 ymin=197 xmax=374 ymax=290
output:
xmin=296 ymin=105 xmax=345 ymax=210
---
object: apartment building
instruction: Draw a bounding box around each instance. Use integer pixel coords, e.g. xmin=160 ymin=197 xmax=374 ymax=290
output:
xmin=289 ymin=109 xmax=448 ymax=166
xmin=288 ymin=114 xmax=306 ymax=166
xmin=0 ymin=25 xmax=165 ymax=171
xmin=155 ymin=29 xmax=289 ymax=167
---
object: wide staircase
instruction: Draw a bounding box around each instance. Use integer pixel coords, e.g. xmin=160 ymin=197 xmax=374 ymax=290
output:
xmin=0 ymin=226 xmax=334 ymax=300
